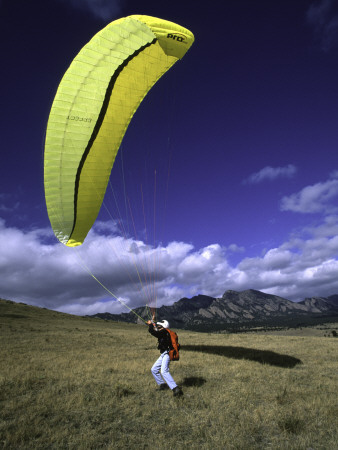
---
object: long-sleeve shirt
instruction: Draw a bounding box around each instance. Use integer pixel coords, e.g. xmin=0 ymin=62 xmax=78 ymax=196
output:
xmin=148 ymin=323 xmax=172 ymax=353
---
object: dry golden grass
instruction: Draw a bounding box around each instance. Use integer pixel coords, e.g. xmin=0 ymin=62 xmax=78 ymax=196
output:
xmin=1 ymin=299 xmax=337 ymax=449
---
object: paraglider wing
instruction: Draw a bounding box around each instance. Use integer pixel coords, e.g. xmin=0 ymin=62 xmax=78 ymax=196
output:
xmin=44 ymin=15 xmax=194 ymax=246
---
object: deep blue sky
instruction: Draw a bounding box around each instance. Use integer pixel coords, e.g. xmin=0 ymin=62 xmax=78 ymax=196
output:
xmin=1 ymin=0 xmax=338 ymax=315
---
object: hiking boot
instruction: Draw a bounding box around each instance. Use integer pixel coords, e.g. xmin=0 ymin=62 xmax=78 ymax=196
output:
xmin=173 ymin=386 xmax=183 ymax=397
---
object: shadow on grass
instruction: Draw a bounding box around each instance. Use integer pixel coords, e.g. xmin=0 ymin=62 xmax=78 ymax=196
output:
xmin=182 ymin=345 xmax=302 ymax=368
xmin=182 ymin=376 xmax=207 ymax=387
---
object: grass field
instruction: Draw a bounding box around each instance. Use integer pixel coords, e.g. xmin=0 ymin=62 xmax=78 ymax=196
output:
xmin=1 ymin=299 xmax=337 ymax=449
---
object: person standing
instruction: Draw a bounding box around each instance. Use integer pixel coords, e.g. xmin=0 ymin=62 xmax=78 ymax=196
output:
xmin=147 ymin=319 xmax=183 ymax=397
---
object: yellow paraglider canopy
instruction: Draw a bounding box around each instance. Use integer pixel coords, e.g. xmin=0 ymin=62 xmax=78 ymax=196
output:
xmin=44 ymin=15 xmax=194 ymax=246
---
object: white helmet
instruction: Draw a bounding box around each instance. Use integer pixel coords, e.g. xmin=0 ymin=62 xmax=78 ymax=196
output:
xmin=157 ymin=320 xmax=169 ymax=329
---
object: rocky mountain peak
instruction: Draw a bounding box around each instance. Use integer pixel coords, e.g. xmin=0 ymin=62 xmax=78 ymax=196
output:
xmin=91 ymin=289 xmax=338 ymax=331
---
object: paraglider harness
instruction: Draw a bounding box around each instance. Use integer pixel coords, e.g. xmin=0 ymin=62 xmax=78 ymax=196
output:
xmin=166 ymin=328 xmax=180 ymax=361
xmin=149 ymin=322 xmax=180 ymax=361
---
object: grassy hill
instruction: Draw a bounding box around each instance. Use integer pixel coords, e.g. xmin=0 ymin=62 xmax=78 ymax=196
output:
xmin=1 ymin=299 xmax=337 ymax=449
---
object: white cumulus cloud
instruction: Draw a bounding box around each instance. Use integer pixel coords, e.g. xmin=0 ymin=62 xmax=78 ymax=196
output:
xmin=243 ymin=164 xmax=297 ymax=185
xmin=281 ymin=172 xmax=338 ymax=213
xmin=1 ymin=212 xmax=338 ymax=315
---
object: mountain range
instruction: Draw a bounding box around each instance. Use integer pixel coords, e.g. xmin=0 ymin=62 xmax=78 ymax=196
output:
xmin=90 ymin=289 xmax=338 ymax=331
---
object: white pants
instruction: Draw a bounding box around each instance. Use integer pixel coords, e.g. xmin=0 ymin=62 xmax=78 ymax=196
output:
xmin=151 ymin=351 xmax=177 ymax=390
